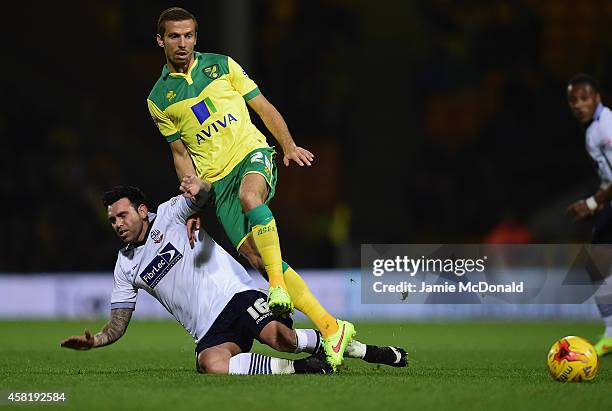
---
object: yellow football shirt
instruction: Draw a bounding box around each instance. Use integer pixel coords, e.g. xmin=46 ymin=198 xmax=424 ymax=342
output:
xmin=147 ymin=52 xmax=269 ymax=182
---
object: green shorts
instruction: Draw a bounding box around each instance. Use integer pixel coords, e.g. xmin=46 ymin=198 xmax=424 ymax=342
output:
xmin=211 ymin=147 xmax=278 ymax=249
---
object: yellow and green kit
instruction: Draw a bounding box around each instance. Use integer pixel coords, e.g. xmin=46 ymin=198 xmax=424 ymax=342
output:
xmin=148 ymin=51 xmax=343 ymax=337
xmin=147 ymin=52 xmax=276 ymax=248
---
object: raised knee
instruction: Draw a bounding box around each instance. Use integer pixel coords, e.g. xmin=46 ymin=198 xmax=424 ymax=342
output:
xmin=239 ymin=190 xmax=262 ymax=211
xmin=198 ymin=352 xmax=229 ymax=374
xmin=198 ymin=358 xmax=228 ymax=374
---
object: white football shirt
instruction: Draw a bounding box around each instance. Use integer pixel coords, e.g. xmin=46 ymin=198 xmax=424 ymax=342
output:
xmin=110 ymin=195 xmax=254 ymax=341
xmin=585 ymin=103 xmax=612 ymax=189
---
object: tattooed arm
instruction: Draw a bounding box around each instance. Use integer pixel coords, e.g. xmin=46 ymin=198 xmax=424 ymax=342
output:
xmin=60 ymin=308 xmax=133 ymax=350
xmin=93 ymin=308 xmax=133 ymax=347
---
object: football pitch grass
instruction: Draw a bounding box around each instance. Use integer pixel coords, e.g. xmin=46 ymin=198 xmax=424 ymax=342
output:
xmin=1 ymin=320 xmax=610 ymax=410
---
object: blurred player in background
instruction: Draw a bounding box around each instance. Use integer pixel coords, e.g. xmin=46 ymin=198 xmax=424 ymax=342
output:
xmin=59 ymin=185 xmax=408 ymax=373
xmin=566 ymin=73 xmax=612 ymax=356
xmin=145 ymin=6 xmax=353 ymax=368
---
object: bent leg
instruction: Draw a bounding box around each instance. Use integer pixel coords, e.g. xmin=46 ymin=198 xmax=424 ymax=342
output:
xmin=197 ymin=342 xmax=241 ymax=374
xmin=255 ymin=321 xmax=332 ymax=374
xmin=198 ymin=342 xmax=294 ymax=375
xmin=259 ymin=322 xmax=323 ymax=356
xmin=240 ymin=173 xmax=288 ymax=295
xmin=225 ymin=351 xmax=330 ymax=375
xmin=196 ymin=339 xmax=324 ymax=375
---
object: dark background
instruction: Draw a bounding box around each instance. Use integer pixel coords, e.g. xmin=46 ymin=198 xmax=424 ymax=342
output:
xmin=3 ymin=0 xmax=612 ymax=272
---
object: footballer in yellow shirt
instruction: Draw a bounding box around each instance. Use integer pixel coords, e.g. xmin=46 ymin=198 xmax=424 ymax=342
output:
xmin=147 ymin=7 xmax=355 ymax=369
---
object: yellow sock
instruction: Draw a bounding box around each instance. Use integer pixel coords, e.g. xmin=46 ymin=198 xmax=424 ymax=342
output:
xmin=251 ymin=219 xmax=286 ymax=290
xmin=246 ymin=205 xmax=287 ymax=290
xmin=283 ymin=262 xmax=339 ymax=338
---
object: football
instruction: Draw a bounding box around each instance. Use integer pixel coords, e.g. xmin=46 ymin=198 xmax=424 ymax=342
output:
xmin=547 ymin=336 xmax=599 ymax=382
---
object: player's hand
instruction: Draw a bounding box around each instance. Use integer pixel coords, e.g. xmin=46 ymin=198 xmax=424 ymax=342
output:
xmin=180 ymin=175 xmax=203 ymax=199
xmin=566 ymin=200 xmax=592 ymax=221
xmin=180 ymin=175 xmax=212 ymax=199
xmin=186 ymin=214 xmax=201 ymax=249
xmin=283 ymin=146 xmax=314 ymax=167
xmin=60 ymin=329 xmax=95 ymax=350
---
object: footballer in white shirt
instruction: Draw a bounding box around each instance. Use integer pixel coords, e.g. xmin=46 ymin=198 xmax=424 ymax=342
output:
xmin=566 ymin=73 xmax=612 ymax=356
xmin=60 ymin=180 xmax=408 ymax=373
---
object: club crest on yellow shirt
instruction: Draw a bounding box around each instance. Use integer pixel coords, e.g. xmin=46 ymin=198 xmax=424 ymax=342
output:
xmin=203 ymin=64 xmax=219 ymax=79
xmin=166 ymin=90 xmax=176 ymax=101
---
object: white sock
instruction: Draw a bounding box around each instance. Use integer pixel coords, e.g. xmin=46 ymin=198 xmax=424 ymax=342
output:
xmin=346 ymin=339 xmax=367 ymax=359
xmin=294 ymin=329 xmax=320 ymax=353
xmin=228 ymin=353 xmax=295 ymax=375
xmin=294 ymin=330 xmax=367 ymax=358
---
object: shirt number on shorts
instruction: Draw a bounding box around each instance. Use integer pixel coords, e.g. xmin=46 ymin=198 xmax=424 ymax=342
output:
xmin=250 ymin=152 xmax=264 ymax=164
xmin=246 ymin=298 xmax=270 ymax=320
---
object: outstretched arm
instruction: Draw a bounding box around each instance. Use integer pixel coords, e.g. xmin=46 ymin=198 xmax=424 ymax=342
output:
xmin=247 ymin=94 xmax=314 ymax=167
xmin=60 ymin=308 xmax=133 ymax=350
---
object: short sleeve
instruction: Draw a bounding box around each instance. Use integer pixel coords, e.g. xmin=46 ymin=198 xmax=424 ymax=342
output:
xmin=110 ymin=258 xmax=138 ymax=310
xmin=147 ymin=99 xmax=181 ymax=143
xmin=228 ymin=57 xmax=261 ymax=101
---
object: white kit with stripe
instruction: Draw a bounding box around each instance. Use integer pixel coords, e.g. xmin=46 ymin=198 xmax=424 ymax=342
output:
xmin=111 ymin=195 xmax=254 ymax=341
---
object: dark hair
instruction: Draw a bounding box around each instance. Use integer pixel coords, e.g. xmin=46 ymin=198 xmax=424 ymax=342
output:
xmin=568 ymin=73 xmax=601 ymax=94
xmin=157 ymin=7 xmax=198 ymax=36
xmin=102 ymin=186 xmax=148 ymax=209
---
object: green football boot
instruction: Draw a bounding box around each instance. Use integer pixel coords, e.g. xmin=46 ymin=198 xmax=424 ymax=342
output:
xmin=594 ymin=336 xmax=612 ymax=356
xmin=267 ymin=286 xmax=294 ymax=315
xmin=321 ymin=320 xmax=356 ymax=371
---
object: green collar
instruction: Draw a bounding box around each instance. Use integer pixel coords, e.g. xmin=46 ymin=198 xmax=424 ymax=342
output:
xmin=162 ymin=51 xmax=203 ymax=80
